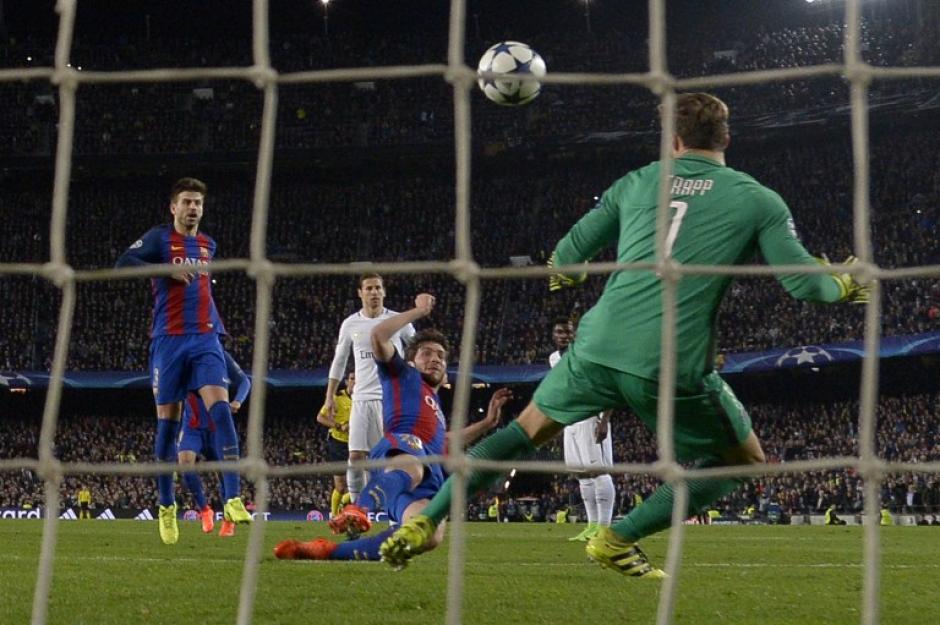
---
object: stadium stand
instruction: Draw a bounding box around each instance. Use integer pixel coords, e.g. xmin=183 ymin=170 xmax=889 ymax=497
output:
xmin=1 ymin=1 xmax=939 ymax=524
xmin=2 ymin=391 xmax=937 ymax=518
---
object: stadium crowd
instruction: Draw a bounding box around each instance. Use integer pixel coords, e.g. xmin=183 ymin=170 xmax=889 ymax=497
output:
xmin=0 ymin=11 xmax=929 ymax=155
xmin=2 ymin=2 xmax=939 ymax=527
xmin=1 ymin=124 xmax=939 ymax=371
xmin=2 ymin=5 xmax=938 ymax=370
xmin=0 ymin=410 xmax=337 ymax=513
xmin=1 ymin=392 xmax=937 ymax=518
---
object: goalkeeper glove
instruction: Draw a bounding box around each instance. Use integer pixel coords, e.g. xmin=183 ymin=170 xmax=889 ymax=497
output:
xmin=817 ymin=254 xmax=871 ymax=304
xmin=547 ymin=252 xmax=587 ymax=292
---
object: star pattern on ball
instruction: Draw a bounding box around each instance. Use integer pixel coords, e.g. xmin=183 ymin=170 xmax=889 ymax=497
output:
xmin=492 ymin=42 xmax=515 ymax=55
xmin=476 ymin=41 xmax=544 ymax=106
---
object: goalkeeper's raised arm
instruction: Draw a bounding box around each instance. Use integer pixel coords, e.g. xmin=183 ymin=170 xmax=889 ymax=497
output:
xmin=547 ymin=187 xmax=622 ymax=291
xmin=756 ymin=189 xmax=869 ymax=304
xmin=552 ymin=189 xmax=621 ymax=267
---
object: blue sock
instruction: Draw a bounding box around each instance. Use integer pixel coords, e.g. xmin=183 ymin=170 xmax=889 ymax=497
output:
xmin=355 ymin=469 xmax=413 ymax=513
xmin=209 ymin=401 xmax=241 ymax=500
xmin=182 ymin=472 xmax=207 ymax=509
xmin=154 ymin=419 xmax=181 ymax=507
xmin=332 ymin=528 xmax=396 ymax=561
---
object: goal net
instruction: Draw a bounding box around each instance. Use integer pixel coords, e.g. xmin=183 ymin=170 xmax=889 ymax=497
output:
xmin=1 ymin=2 xmax=939 ymax=625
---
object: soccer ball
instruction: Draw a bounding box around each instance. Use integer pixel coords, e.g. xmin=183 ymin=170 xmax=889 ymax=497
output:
xmin=477 ymin=41 xmax=546 ymax=106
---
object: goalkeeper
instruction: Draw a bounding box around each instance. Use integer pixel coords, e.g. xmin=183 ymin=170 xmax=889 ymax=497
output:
xmin=381 ymin=92 xmax=870 ymax=577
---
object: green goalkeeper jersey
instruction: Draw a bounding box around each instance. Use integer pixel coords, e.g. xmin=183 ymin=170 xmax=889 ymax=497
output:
xmin=553 ymin=153 xmax=843 ymax=390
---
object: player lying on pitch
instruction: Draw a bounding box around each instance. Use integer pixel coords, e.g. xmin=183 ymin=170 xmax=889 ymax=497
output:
xmin=274 ymin=293 xmax=509 ymax=561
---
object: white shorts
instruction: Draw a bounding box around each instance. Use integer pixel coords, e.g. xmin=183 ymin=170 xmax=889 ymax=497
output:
xmin=563 ymin=416 xmax=613 ymax=472
xmin=347 ymin=399 xmax=384 ymax=453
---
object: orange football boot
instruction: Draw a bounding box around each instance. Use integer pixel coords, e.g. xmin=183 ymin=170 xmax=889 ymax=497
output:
xmin=327 ymin=504 xmax=371 ymax=539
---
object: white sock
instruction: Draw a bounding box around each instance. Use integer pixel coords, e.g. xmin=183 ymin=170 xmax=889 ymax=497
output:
xmin=594 ymin=473 xmax=615 ymax=526
xmin=346 ymin=463 xmax=365 ymax=503
xmin=578 ymin=478 xmax=597 ymax=524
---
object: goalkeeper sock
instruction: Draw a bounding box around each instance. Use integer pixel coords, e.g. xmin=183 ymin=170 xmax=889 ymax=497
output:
xmin=154 ymin=418 xmax=181 ymax=507
xmin=355 ymin=469 xmax=413 ymax=513
xmin=209 ymin=401 xmax=241 ymax=500
xmin=332 ymin=528 xmax=395 ymax=561
xmin=613 ymin=475 xmax=744 ymax=542
xmin=421 ymin=420 xmax=537 ymax=525
xmin=182 ymin=471 xmax=207 ymax=510
xmin=330 ymin=488 xmax=343 ymax=518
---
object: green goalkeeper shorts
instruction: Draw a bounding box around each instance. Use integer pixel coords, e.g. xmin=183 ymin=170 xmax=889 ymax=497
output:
xmin=533 ymin=344 xmax=752 ymax=463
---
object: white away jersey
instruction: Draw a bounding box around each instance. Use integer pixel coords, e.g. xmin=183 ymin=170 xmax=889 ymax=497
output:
xmin=549 ymin=350 xmax=563 ymax=369
xmin=328 ymin=309 xmax=416 ymax=401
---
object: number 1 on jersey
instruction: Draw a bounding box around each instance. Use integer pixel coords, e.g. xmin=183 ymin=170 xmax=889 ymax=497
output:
xmin=664 ymin=200 xmax=688 ymax=258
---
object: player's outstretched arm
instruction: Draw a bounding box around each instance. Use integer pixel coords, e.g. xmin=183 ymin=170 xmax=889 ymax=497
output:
xmin=323 ymin=321 xmax=353 ymax=418
xmin=451 ymin=387 xmax=512 ymax=447
xmin=547 ymin=252 xmax=587 ymax=292
xmin=548 ymin=191 xmax=619 ymax=291
xmin=115 ymin=229 xmax=195 ymax=284
xmin=756 ymin=191 xmax=863 ymax=304
xmin=224 ymin=351 xmax=251 ymax=413
xmin=815 ymin=255 xmax=870 ymax=304
xmin=371 ymin=293 xmax=435 ymax=362
xmin=594 ymin=409 xmax=612 ymax=444
xmin=316 ymin=406 xmax=337 ymax=429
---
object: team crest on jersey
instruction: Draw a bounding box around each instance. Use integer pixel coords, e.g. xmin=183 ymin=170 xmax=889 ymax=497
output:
xmin=400 ymin=434 xmax=423 ymax=451
xmin=130 ymin=239 xmax=143 ymax=249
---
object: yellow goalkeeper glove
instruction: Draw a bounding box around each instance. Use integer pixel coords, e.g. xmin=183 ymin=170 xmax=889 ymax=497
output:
xmin=817 ymin=255 xmax=871 ymax=304
xmin=547 ymin=252 xmax=587 ymax=292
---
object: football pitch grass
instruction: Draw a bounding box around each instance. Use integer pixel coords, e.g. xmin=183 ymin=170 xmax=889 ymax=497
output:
xmin=1 ymin=521 xmax=937 ymax=625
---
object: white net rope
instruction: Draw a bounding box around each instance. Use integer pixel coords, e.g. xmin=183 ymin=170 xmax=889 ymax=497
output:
xmin=1 ymin=0 xmax=940 ymax=624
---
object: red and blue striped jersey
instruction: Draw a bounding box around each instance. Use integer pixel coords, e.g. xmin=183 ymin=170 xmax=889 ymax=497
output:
xmin=116 ymin=225 xmax=226 ymax=337
xmin=376 ymin=353 xmax=447 ymax=456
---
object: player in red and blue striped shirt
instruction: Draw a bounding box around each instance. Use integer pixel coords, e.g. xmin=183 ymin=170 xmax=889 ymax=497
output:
xmin=115 ymin=177 xmax=250 ymax=545
xmin=275 ymin=293 xmax=510 ymax=562
xmin=177 ymin=350 xmax=251 ymax=537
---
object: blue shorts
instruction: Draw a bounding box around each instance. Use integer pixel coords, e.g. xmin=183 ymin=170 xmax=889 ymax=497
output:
xmin=149 ymin=334 xmax=227 ymax=405
xmin=369 ymin=433 xmax=445 ymax=524
xmin=178 ymin=426 xmax=217 ymax=458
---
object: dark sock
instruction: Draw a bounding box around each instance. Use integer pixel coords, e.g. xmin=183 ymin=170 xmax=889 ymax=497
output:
xmin=421 ymin=420 xmax=536 ymax=525
xmin=154 ymin=419 xmax=181 ymax=507
xmin=332 ymin=528 xmax=396 ymax=561
xmin=182 ymin=472 xmax=207 ymax=509
xmin=209 ymin=401 xmax=241 ymax=500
